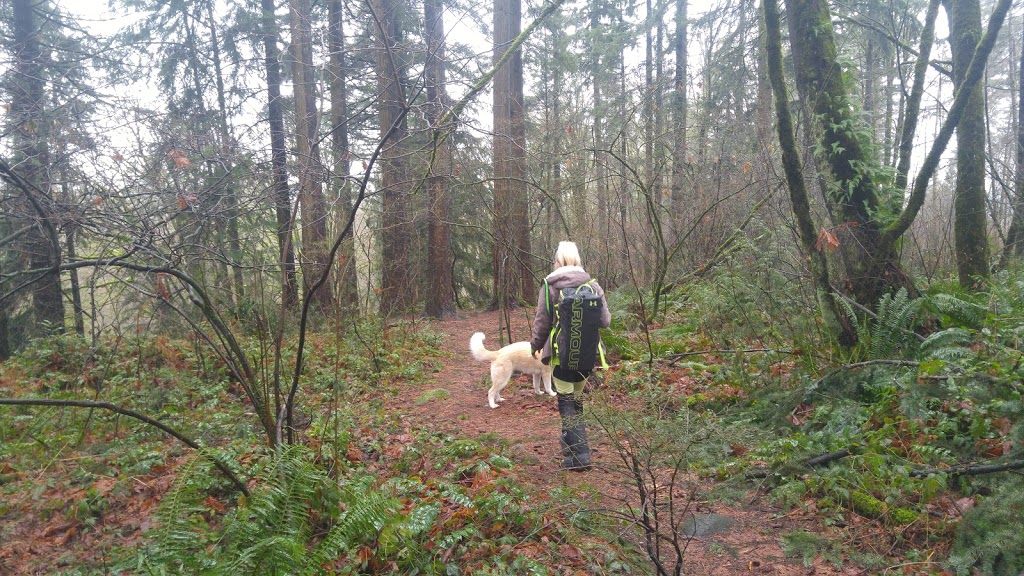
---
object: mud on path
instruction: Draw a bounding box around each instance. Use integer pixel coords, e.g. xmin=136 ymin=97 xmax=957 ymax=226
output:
xmin=402 ymin=310 xmax=855 ymax=575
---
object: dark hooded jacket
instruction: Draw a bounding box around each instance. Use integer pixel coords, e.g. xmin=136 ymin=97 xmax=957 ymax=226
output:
xmin=530 ymin=265 xmax=611 ymax=366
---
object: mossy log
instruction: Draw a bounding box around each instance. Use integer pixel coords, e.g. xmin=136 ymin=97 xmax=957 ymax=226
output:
xmin=847 ymin=491 xmax=919 ymax=526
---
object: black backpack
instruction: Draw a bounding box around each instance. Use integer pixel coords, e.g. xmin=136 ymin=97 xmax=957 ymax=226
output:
xmin=545 ymin=279 xmax=608 ymax=372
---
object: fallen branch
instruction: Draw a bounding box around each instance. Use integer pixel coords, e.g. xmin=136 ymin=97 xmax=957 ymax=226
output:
xmin=745 ymin=448 xmax=852 ymax=479
xmin=910 ymin=458 xmax=1024 ymax=478
xmin=746 ymin=448 xmax=1024 ymax=481
xmin=0 ymin=398 xmax=249 ymax=497
xmin=811 ymin=360 xmax=920 ymax=389
xmin=666 ymin=348 xmax=796 ymax=366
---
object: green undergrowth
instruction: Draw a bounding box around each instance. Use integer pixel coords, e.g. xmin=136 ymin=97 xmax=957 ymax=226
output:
xmin=606 ymin=258 xmax=1024 ymax=575
xmin=128 ymin=437 xmax=621 ymax=575
xmin=7 ymin=256 xmax=1024 ymax=574
xmin=0 ymin=318 xmax=634 ymax=575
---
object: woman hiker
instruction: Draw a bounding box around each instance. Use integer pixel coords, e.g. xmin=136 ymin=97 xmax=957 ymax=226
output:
xmin=530 ymin=241 xmax=611 ymax=471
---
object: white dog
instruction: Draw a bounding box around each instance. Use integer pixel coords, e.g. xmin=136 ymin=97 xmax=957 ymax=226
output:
xmin=470 ymin=332 xmax=555 ymax=408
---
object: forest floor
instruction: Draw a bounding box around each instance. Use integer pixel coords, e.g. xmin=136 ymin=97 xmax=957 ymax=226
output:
xmin=0 ymin=309 xmax=871 ymax=575
xmin=403 ymin=309 xmax=858 ymax=575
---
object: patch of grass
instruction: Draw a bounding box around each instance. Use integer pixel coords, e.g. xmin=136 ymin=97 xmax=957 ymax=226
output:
xmin=415 ymin=387 xmax=450 ymax=405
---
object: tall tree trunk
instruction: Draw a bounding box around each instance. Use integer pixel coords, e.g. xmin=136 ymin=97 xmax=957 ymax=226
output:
xmin=205 ymin=0 xmax=245 ymax=305
xmin=884 ymin=66 xmax=897 ymax=167
xmin=1000 ymin=30 xmax=1024 ymax=263
xmin=328 ymin=0 xmax=359 ymax=312
xmin=510 ymin=7 xmax=531 ymax=302
xmin=12 ymin=0 xmax=63 ymax=331
xmin=374 ymin=0 xmax=415 ymax=315
xmin=0 ymin=280 xmax=8 ymax=359
xmin=591 ymin=0 xmax=608 ymax=276
xmin=755 ymin=0 xmax=773 ymax=194
xmin=423 ymin=0 xmax=455 ymax=318
xmin=669 ymin=0 xmax=688 ymax=240
xmin=619 ymin=46 xmax=629 ymax=279
xmin=289 ymin=0 xmax=333 ymax=312
xmin=644 ymin=0 xmax=654 ymax=196
xmin=260 ymin=0 xmax=298 ymax=310
xmin=945 ymin=0 xmax=990 ymax=285
xmin=492 ymin=0 xmax=530 ymax=310
xmin=552 ymin=24 xmax=564 ymax=242
xmin=784 ymin=0 xmax=909 ymax=307
xmin=66 ymin=229 xmax=85 ymax=337
xmin=654 ymin=11 xmax=665 ymax=206
xmin=762 ymin=0 xmax=856 ymax=345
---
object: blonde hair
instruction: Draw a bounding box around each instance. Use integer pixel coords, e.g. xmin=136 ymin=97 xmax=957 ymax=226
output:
xmin=553 ymin=241 xmax=582 ymax=268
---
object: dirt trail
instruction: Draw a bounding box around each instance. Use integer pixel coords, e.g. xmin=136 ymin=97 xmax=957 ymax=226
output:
xmin=403 ymin=310 xmax=852 ymax=575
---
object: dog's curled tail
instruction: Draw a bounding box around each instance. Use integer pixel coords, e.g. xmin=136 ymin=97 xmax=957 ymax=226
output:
xmin=469 ymin=332 xmax=498 ymax=362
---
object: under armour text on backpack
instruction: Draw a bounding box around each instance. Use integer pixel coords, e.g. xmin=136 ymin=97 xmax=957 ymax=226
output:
xmin=545 ymin=279 xmax=608 ymax=372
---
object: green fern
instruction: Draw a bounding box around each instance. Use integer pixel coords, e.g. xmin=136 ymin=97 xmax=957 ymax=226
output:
xmin=133 ymin=446 xmax=401 ymax=576
xmin=305 ymin=484 xmax=397 ymax=572
xmin=839 ymin=288 xmax=923 ymax=360
xmin=927 ymin=293 xmax=988 ymax=329
xmin=140 ymin=456 xmax=219 ymax=574
xmin=836 ymin=296 xmax=871 ymax=351
xmin=920 ymin=327 xmax=976 ymax=363
xmin=869 ymin=288 xmax=923 ymax=359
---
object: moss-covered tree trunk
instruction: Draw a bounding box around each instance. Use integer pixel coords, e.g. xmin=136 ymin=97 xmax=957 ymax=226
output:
xmin=783 ymin=0 xmax=912 ymax=308
xmin=945 ymin=0 xmax=990 ymax=285
xmin=762 ymin=0 xmax=856 ymax=345
xmin=774 ymin=0 xmax=1009 ymax=319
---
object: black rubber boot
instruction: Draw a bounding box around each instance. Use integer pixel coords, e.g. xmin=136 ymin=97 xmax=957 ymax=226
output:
xmin=557 ymin=393 xmax=592 ymax=471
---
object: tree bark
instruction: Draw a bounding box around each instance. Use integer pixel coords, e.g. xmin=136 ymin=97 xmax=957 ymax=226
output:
xmin=762 ymin=0 xmax=856 ymax=345
xmin=894 ymin=0 xmax=941 ymax=193
xmin=591 ymin=0 xmax=609 ymax=278
xmin=1000 ymin=30 xmax=1024 ymax=263
xmin=66 ymin=229 xmax=85 ymax=337
xmin=260 ymin=0 xmax=298 ymax=310
xmin=492 ymin=0 xmax=531 ymax=310
xmin=12 ymin=0 xmax=64 ymax=332
xmin=945 ymin=0 xmax=990 ymax=285
xmin=644 ymin=0 xmax=655 ymax=201
xmin=0 ymin=252 xmax=10 ymax=359
xmin=205 ymin=0 xmax=245 ymax=305
xmin=423 ymin=0 xmax=456 ymax=318
xmin=374 ymin=0 xmax=415 ymax=315
xmin=289 ymin=0 xmax=333 ymax=313
xmin=328 ymin=0 xmax=359 ymax=312
xmin=669 ymin=0 xmax=688 ymax=240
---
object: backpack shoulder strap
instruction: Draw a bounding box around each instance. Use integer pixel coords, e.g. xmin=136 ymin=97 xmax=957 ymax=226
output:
xmin=543 ymin=278 xmax=551 ymax=316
